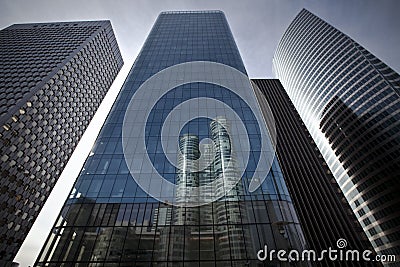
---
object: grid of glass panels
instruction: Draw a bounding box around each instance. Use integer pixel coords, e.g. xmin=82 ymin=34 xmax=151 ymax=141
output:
xmin=36 ymin=11 xmax=305 ymax=266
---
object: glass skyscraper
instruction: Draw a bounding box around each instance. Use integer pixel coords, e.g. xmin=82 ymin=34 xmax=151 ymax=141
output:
xmin=273 ymin=9 xmax=400 ymax=259
xmin=0 ymin=21 xmax=122 ymax=265
xmin=36 ymin=11 xmax=306 ymax=266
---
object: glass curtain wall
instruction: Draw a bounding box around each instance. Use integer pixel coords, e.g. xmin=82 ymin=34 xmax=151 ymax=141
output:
xmin=36 ymin=11 xmax=305 ymax=267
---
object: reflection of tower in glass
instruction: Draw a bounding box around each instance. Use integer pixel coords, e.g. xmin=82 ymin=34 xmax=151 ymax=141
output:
xmin=197 ymin=142 xmax=216 ymax=260
xmin=210 ymin=117 xmax=248 ymax=263
xmin=175 ymin=134 xmax=200 ymax=227
xmin=176 ymin=134 xmax=200 ymax=207
xmin=167 ymin=134 xmax=201 ymax=261
xmin=161 ymin=118 xmax=249 ymax=263
xmin=211 ymin=117 xmax=242 ymax=200
xmin=198 ymin=143 xmax=215 ymax=224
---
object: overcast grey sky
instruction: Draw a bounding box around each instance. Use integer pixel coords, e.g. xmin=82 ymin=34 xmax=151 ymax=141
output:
xmin=1 ymin=0 xmax=399 ymax=266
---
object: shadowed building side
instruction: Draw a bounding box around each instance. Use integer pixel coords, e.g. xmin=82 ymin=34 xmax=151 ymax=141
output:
xmin=252 ymin=79 xmax=381 ymax=267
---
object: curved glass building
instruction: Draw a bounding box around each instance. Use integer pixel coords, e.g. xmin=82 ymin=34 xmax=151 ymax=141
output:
xmin=273 ymin=9 xmax=400 ymax=258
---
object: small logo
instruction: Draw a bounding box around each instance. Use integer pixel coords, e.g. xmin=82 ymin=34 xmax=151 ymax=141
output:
xmin=336 ymin=238 xmax=347 ymax=249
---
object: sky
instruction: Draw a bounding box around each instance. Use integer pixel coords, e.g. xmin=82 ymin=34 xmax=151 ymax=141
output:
xmin=0 ymin=0 xmax=399 ymax=266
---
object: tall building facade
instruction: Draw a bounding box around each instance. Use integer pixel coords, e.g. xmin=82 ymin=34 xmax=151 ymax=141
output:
xmin=252 ymin=79 xmax=380 ymax=267
xmin=36 ymin=11 xmax=306 ymax=266
xmin=0 ymin=21 xmax=123 ymax=264
xmin=273 ymin=9 xmax=400 ymax=259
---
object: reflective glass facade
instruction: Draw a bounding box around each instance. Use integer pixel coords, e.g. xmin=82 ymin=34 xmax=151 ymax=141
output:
xmin=36 ymin=11 xmax=305 ymax=266
xmin=273 ymin=9 xmax=400 ymax=259
xmin=0 ymin=21 xmax=123 ymax=265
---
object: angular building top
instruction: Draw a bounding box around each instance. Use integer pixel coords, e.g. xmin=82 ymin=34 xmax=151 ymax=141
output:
xmin=273 ymin=8 xmax=400 ymax=257
xmin=0 ymin=20 xmax=123 ymax=124
xmin=0 ymin=20 xmax=123 ymax=264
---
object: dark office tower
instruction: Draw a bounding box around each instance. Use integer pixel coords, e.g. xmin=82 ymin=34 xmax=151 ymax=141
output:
xmin=273 ymin=8 xmax=400 ymax=260
xmin=252 ymin=79 xmax=381 ymax=267
xmin=36 ymin=11 xmax=307 ymax=266
xmin=0 ymin=21 xmax=123 ymax=265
